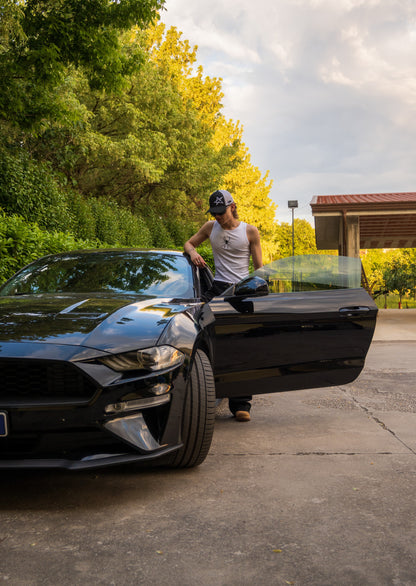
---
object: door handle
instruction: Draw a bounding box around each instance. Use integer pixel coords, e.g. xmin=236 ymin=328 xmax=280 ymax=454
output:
xmin=339 ymin=306 xmax=371 ymax=317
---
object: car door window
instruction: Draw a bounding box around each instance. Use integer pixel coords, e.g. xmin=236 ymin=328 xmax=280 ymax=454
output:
xmin=245 ymin=255 xmax=362 ymax=294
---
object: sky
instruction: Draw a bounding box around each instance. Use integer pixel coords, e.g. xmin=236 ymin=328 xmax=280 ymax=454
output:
xmin=161 ymin=0 xmax=416 ymax=224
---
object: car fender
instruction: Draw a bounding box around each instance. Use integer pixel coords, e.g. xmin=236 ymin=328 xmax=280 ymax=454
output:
xmin=157 ymin=306 xmax=214 ymax=370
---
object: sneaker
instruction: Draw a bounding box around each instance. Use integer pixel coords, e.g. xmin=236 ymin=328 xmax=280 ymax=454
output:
xmin=235 ymin=410 xmax=251 ymax=422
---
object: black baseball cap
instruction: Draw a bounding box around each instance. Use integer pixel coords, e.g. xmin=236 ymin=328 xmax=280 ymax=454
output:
xmin=206 ymin=190 xmax=234 ymax=214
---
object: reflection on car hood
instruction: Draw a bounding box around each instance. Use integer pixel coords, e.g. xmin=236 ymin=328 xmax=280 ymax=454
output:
xmin=0 ymin=294 xmax=191 ymax=352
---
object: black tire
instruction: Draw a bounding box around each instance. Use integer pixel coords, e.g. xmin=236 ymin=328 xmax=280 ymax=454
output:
xmin=168 ymin=349 xmax=216 ymax=468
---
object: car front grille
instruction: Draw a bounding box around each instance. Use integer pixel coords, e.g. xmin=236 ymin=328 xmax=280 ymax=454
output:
xmin=0 ymin=359 xmax=98 ymax=405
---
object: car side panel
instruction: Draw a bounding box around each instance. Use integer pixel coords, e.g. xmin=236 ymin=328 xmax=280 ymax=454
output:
xmin=210 ymin=288 xmax=377 ymax=398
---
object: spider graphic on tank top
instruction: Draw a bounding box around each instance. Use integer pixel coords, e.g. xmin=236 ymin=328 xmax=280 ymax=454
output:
xmin=222 ymin=234 xmax=230 ymax=249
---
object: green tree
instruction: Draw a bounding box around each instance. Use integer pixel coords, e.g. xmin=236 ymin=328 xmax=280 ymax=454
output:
xmin=0 ymin=0 xmax=164 ymax=131
xmin=18 ymin=25 xmax=235 ymax=242
xmin=360 ymin=249 xmax=390 ymax=297
xmin=383 ymin=252 xmax=413 ymax=308
xmin=0 ymin=1 xmax=26 ymax=53
xmin=275 ymin=220 xmax=318 ymax=258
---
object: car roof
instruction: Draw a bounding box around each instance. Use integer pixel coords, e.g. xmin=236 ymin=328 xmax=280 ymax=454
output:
xmin=41 ymin=248 xmax=185 ymax=259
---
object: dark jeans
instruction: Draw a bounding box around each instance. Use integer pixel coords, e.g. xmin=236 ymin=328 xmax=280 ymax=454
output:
xmin=229 ymin=396 xmax=252 ymax=415
xmin=203 ymin=280 xmax=252 ymax=414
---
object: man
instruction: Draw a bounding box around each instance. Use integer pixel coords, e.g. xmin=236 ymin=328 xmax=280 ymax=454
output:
xmin=184 ymin=189 xmax=263 ymax=422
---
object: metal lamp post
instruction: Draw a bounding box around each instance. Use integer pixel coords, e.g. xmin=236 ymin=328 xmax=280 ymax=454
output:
xmin=288 ymin=200 xmax=298 ymax=256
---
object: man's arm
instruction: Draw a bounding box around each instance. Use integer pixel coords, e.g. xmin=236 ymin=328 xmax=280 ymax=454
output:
xmin=184 ymin=221 xmax=214 ymax=267
xmin=247 ymin=225 xmax=263 ymax=270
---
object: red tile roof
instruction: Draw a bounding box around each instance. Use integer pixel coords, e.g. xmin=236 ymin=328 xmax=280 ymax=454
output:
xmin=311 ymin=192 xmax=416 ymax=206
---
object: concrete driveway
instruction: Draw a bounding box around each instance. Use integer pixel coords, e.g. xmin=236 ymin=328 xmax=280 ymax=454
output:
xmin=1 ymin=310 xmax=416 ymax=585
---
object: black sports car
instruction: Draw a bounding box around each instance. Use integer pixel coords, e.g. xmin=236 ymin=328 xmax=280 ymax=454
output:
xmin=0 ymin=249 xmax=377 ymax=469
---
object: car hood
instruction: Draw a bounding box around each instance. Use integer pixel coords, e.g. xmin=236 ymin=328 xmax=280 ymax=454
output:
xmin=0 ymin=294 xmax=191 ymax=352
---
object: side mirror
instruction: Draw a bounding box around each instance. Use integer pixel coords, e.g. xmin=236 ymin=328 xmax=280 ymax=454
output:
xmin=232 ymin=276 xmax=269 ymax=298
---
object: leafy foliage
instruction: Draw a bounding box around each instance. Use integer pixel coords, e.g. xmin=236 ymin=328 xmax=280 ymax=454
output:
xmin=0 ymin=146 xmax=72 ymax=232
xmin=0 ymin=146 xmax=154 ymax=247
xmin=361 ymin=248 xmax=416 ymax=308
xmin=0 ymin=0 xmax=164 ymax=129
xmin=383 ymin=251 xmax=415 ymax=306
xmin=197 ymin=244 xmax=215 ymax=273
xmin=274 ymin=219 xmax=318 ymax=259
xmin=0 ymin=208 xmax=100 ymax=283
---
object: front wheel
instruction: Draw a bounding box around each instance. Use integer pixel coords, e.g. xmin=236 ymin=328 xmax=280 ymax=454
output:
xmin=168 ymin=349 xmax=215 ymax=468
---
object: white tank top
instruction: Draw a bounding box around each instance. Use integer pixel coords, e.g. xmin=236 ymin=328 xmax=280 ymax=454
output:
xmin=209 ymin=221 xmax=250 ymax=283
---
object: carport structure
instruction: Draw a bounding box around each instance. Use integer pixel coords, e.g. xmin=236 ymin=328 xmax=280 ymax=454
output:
xmin=311 ymin=192 xmax=416 ymax=257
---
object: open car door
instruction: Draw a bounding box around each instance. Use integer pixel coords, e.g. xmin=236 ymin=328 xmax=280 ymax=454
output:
xmin=209 ymin=255 xmax=378 ymax=398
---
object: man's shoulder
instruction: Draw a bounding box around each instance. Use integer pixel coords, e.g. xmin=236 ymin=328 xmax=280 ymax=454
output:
xmin=201 ymin=220 xmax=215 ymax=234
xmin=245 ymin=223 xmax=261 ymax=243
xmin=245 ymin=223 xmax=260 ymax=234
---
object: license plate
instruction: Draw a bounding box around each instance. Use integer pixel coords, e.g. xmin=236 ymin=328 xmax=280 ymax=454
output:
xmin=0 ymin=411 xmax=8 ymax=437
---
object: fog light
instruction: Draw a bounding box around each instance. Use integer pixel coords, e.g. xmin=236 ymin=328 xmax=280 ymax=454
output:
xmin=150 ymin=382 xmax=171 ymax=396
xmin=104 ymin=393 xmax=171 ymax=414
xmin=104 ymin=412 xmax=164 ymax=452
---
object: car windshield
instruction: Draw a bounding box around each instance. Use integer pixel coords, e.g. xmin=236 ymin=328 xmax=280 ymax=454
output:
xmin=0 ymin=251 xmax=194 ymax=298
xmin=251 ymin=254 xmax=362 ymax=292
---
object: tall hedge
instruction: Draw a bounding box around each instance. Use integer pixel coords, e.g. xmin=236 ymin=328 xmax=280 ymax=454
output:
xmin=0 ymin=209 xmax=101 ymax=283
xmin=0 ymin=148 xmax=72 ymax=232
xmin=0 ymin=148 xmax=157 ymax=249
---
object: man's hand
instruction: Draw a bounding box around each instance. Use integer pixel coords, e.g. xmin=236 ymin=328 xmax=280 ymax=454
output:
xmin=189 ymin=249 xmax=207 ymax=267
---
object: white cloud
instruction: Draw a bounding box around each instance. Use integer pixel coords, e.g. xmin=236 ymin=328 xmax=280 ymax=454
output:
xmin=162 ymin=0 xmax=416 ymax=223
xmin=182 ymin=24 xmax=261 ymax=64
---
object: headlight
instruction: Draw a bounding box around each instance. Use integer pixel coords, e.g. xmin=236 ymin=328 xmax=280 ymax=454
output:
xmin=98 ymin=345 xmax=185 ymax=372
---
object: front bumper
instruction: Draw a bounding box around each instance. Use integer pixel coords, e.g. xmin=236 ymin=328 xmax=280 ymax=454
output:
xmin=0 ymin=348 xmax=188 ymax=469
xmin=0 ymin=444 xmax=180 ymax=470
